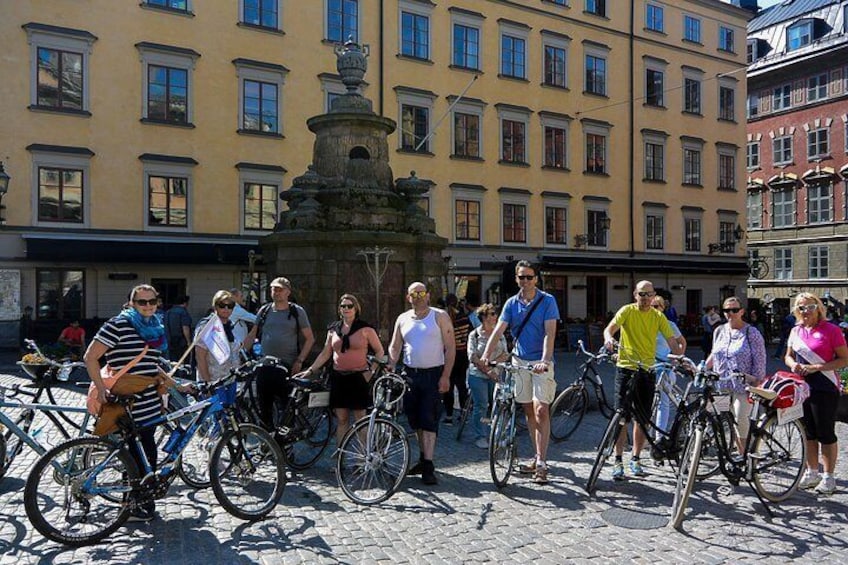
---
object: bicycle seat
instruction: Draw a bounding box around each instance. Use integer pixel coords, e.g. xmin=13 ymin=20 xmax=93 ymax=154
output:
xmin=747 ymin=386 xmax=778 ymax=401
xmin=291 ymin=377 xmax=325 ymax=391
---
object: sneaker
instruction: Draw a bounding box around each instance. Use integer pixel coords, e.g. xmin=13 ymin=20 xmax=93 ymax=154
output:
xmin=443 ymin=418 xmax=453 ymax=426
xmin=475 ymin=437 xmax=489 ymax=449
xmin=407 ymin=460 xmax=424 ymax=476
xmin=629 ymin=459 xmax=646 ymax=477
xmin=518 ymin=460 xmax=537 ymax=474
xmin=815 ymin=476 xmax=836 ymax=495
xmin=127 ymin=507 xmax=155 ymax=523
xmin=534 ymin=466 xmax=549 ymax=485
xmin=421 ymin=461 xmax=438 ymax=485
xmin=612 ymin=462 xmax=625 ymax=481
xmin=799 ymin=470 xmax=822 ymax=490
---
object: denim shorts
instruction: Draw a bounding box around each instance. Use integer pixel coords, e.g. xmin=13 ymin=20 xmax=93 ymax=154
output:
xmin=403 ymin=366 xmax=443 ymax=433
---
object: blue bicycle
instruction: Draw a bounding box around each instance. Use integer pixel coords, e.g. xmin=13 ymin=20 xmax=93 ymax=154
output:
xmin=23 ymin=367 xmax=286 ymax=546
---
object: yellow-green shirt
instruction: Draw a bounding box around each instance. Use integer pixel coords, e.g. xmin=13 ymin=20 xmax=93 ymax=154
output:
xmin=612 ymin=303 xmax=674 ymax=370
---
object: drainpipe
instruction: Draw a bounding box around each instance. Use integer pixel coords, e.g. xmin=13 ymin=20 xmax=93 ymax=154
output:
xmin=379 ymin=0 xmax=385 ymax=116
xmin=628 ymin=0 xmax=635 ymax=260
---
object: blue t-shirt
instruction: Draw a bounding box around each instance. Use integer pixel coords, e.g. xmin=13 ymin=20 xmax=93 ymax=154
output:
xmin=500 ymin=290 xmax=560 ymax=361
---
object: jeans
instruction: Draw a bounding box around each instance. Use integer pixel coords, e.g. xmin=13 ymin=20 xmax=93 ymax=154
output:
xmin=467 ymin=373 xmax=494 ymax=440
xmin=653 ymin=367 xmax=673 ymax=441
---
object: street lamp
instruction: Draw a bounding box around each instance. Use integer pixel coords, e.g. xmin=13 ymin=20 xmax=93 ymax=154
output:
xmin=0 ymin=161 xmax=10 ymax=225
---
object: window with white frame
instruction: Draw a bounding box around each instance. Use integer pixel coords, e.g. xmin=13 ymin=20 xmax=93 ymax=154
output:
xmin=747 ymin=39 xmax=758 ymax=63
xmin=718 ymin=148 xmax=736 ymax=190
xmin=684 ymin=215 xmax=701 ymax=252
xmin=399 ymin=0 xmax=432 ymax=60
xmin=807 ymin=73 xmax=828 ymax=102
xmin=773 ymin=84 xmax=791 ymax=111
xmin=24 ymin=23 xmax=96 ymax=113
xmin=747 ymin=141 xmax=760 ymax=169
xmin=497 ymin=105 xmax=530 ymax=164
xmin=239 ymin=166 xmax=282 ymax=232
xmin=137 ymin=42 xmax=198 ymax=125
xmin=808 ymin=245 xmax=828 ymax=278
xmin=719 ymin=85 xmax=735 ymax=121
xmin=586 ymin=0 xmax=605 ymax=17
xmin=583 ymin=120 xmax=610 ymax=174
xmin=319 ymin=74 xmax=346 ymax=112
xmin=542 ymin=32 xmax=569 ymax=88
xmin=502 ymin=201 xmax=527 ymax=243
xmin=587 ymin=208 xmax=608 ymax=247
xmin=773 ymin=135 xmax=793 ymax=164
xmin=143 ymin=159 xmax=194 ymax=229
xmin=235 ymin=59 xmax=287 ymax=135
xmin=645 ymin=211 xmax=664 ymax=250
xmin=545 ymin=203 xmax=569 ymax=245
xmin=646 ymin=4 xmax=663 ymax=32
xmin=541 ymin=112 xmax=570 ymax=169
xmin=772 ymin=188 xmax=795 ymax=227
xmin=643 ymin=131 xmax=666 ymax=181
xmin=584 ymin=42 xmax=609 ymax=96
xmin=451 ymin=98 xmax=484 ymax=159
xmin=807 ymin=182 xmax=832 ymax=224
xmin=683 ymin=146 xmax=702 ymax=185
xmin=747 ymin=93 xmax=759 ymax=118
xmin=807 ymin=128 xmax=829 ymax=160
xmin=719 ymin=219 xmax=737 ymax=252
xmin=747 ymin=191 xmax=762 ymax=228
xmin=455 ymin=197 xmax=482 ymax=241
xmin=29 ymin=147 xmax=92 ymax=226
xmin=774 ymin=248 xmax=792 ymax=279
xmin=682 ymin=66 xmax=703 ymax=114
xmin=499 ymin=22 xmax=528 ymax=79
xmin=451 ymin=11 xmax=482 ymax=70
xmin=787 ymin=20 xmax=812 ymax=51
xmin=145 ymin=0 xmax=190 ymax=11
xmin=646 ymin=68 xmax=664 ymax=107
xmin=241 ymin=0 xmax=280 ymax=29
xmin=326 ymin=0 xmax=358 ymax=42
xmin=684 ymin=15 xmax=701 ymax=43
xmin=397 ymin=88 xmax=435 ymax=153
xmin=719 ymin=26 xmax=734 ymax=52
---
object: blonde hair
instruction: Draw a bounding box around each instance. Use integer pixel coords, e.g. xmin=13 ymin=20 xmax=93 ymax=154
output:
xmin=475 ymin=303 xmax=497 ymax=317
xmin=651 ymin=296 xmax=666 ymax=310
xmin=722 ymin=296 xmax=743 ymax=309
xmin=211 ymin=290 xmax=234 ymax=308
xmin=792 ymin=292 xmax=826 ymax=321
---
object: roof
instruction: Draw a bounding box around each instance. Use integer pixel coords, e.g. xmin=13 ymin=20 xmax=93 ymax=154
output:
xmin=749 ymin=0 xmax=839 ymax=32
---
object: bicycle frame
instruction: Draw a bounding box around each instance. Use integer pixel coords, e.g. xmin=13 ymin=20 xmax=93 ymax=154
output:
xmin=0 ymin=392 xmax=92 ymax=459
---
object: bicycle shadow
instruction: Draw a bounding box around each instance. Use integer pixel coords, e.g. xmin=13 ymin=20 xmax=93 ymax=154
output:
xmin=0 ymin=477 xmax=24 ymax=495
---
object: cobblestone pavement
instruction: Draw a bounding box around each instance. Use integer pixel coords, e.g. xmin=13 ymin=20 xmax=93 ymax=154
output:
xmin=1 ymin=351 xmax=846 ymax=564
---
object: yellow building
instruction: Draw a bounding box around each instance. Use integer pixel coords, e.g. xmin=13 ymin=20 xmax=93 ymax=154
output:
xmin=0 ymin=0 xmax=752 ymax=344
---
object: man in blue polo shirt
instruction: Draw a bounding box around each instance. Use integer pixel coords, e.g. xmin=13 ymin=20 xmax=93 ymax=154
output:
xmin=482 ymin=260 xmax=559 ymax=484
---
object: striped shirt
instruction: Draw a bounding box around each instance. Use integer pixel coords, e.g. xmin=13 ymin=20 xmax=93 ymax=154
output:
xmin=94 ymin=316 xmax=163 ymax=424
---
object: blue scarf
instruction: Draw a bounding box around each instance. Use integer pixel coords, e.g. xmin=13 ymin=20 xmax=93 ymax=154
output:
xmin=119 ymin=308 xmax=167 ymax=352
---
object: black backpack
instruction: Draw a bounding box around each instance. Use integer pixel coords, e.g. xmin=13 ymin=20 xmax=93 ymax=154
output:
xmin=255 ymin=302 xmax=300 ymax=343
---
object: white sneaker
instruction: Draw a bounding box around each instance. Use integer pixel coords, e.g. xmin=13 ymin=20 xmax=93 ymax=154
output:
xmin=815 ymin=476 xmax=836 ymax=495
xmin=799 ymin=470 xmax=821 ymax=490
xmin=475 ymin=437 xmax=489 ymax=449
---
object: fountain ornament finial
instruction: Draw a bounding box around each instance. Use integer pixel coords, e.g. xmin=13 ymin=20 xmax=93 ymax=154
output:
xmin=335 ymin=36 xmax=369 ymax=95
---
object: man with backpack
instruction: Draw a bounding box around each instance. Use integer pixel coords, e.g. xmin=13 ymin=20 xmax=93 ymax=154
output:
xmin=243 ymin=277 xmax=315 ymax=430
xmin=165 ymin=296 xmax=192 ymax=362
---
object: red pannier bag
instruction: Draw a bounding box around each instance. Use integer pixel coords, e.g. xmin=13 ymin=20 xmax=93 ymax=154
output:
xmin=754 ymin=371 xmax=811 ymax=409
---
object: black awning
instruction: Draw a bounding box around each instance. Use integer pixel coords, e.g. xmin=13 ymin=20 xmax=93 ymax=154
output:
xmin=26 ymin=237 xmax=260 ymax=265
xmin=538 ymin=254 xmax=748 ymax=275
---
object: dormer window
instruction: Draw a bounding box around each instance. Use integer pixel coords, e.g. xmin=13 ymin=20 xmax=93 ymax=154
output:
xmin=787 ymin=20 xmax=813 ymax=51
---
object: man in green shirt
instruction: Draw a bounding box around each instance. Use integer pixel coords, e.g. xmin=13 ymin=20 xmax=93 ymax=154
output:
xmin=603 ymin=280 xmax=678 ymax=480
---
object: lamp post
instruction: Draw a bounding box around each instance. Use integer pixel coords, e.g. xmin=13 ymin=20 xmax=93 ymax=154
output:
xmin=0 ymin=161 xmax=10 ymax=225
xmin=357 ymin=246 xmax=394 ymax=338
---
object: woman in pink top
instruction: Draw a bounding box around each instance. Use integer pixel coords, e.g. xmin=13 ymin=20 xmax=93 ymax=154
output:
xmin=784 ymin=292 xmax=848 ymax=495
xmin=297 ymin=294 xmax=384 ymax=446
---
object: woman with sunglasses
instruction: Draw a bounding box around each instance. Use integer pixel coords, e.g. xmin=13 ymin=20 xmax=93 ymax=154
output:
xmin=785 ymin=292 xmax=848 ymax=495
xmin=466 ymin=304 xmax=508 ymax=448
xmin=195 ymin=290 xmax=245 ymax=383
xmin=84 ymin=283 xmax=169 ymax=522
xmin=706 ymin=296 xmax=767 ymax=454
xmin=296 ymin=294 xmax=385 ymax=447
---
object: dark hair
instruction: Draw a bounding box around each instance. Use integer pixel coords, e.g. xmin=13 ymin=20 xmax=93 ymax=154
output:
xmin=514 ymin=260 xmax=536 ymax=275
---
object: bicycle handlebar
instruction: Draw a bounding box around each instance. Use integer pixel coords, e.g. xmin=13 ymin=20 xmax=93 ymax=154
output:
xmin=576 ymin=339 xmax=614 ymax=363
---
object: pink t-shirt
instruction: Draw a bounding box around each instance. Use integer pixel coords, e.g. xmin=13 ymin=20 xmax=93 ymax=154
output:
xmin=788 ymin=320 xmax=846 ymax=391
xmin=331 ymin=327 xmax=377 ymax=372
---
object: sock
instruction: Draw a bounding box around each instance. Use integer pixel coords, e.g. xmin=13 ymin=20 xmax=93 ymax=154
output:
xmin=614 ymin=455 xmax=623 ymax=463
xmin=821 ymin=472 xmax=832 ymax=479
xmin=632 ymin=455 xmax=641 ymax=462
xmin=419 ymin=452 xmax=425 ymax=462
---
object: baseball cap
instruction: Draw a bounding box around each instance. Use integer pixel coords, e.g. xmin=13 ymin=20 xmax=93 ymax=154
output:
xmin=269 ymin=277 xmax=292 ymax=290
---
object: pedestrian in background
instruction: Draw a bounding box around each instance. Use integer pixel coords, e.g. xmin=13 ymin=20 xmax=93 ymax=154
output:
xmin=443 ymin=294 xmax=470 ymax=426
xmin=467 ymin=304 xmax=507 ymax=448
xmin=165 ymin=295 xmax=192 ymax=362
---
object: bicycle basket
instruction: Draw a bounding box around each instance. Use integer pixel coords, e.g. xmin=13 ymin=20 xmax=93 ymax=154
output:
xmin=17 ymin=362 xmax=52 ymax=381
xmin=756 ymin=372 xmax=811 ymax=409
xmin=215 ymin=380 xmax=238 ymax=407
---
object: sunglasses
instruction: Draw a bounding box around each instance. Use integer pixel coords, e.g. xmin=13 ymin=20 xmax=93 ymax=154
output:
xmin=722 ymin=307 xmax=742 ymax=314
xmin=637 ymin=291 xmax=656 ymax=297
xmin=486 ymin=312 xmax=498 ymax=317
xmin=216 ymin=303 xmax=235 ymax=310
xmin=409 ymin=290 xmax=428 ymax=299
xmin=652 ymin=305 xmax=662 ymax=309
xmin=133 ymin=298 xmax=158 ymax=306
xmin=339 ymin=304 xmax=355 ymax=310
xmin=797 ymin=304 xmax=818 ymax=313
xmin=517 ymin=275 xmax=536 ymax=281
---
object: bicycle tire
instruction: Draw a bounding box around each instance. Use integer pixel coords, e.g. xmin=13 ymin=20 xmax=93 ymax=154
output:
xmin=670 ymin=426 xmax=703 ymax=530
xmin=24 ymin=437 xmax=137 ymax=546
xmin=177 ymin=416 xmax=224 ymax=489
xmin=550 ymin=385 xmax=588 ymax=442
xmin=586 ymin=412 xmax=622 ymax=495
xmin=285 ymin=406 xmax=332 ymax=471
xmin=489 ymin=402 xmax=516 ymax=488
xmin=696 ymin=411 xmax=735 ymax=480
xmin=751 ymin=415 xmax=806 ymax=502
xmin=209 ymin=424 xmax=286 ymax=521
xmin=456 ymin=397 xmax=474 ymax=441
xmin=336 ymin=417 xmax=410 ymax=505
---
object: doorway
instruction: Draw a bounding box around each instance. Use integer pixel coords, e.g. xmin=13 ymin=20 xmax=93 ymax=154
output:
xmin=586 ymin=276 xmax=607 ymax=322
xmin=152 ymin=278 xmax=186 ymax=309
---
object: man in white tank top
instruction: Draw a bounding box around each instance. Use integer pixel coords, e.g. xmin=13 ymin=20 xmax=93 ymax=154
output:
xmin=388 ymin=281 xmax=456 ymax=485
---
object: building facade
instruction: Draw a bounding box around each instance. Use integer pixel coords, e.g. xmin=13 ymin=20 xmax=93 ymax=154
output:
xmin=746 ymin=0 xmax=848 ymax=327
xmin=0 ymin=0 xmax=751 ymax=345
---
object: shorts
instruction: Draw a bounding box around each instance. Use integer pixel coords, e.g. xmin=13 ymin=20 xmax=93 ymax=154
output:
xmin=513 ymin=360 xmax=556 ymax=405
xmin=403 ymin=366 xmax=443 ymax=433
xmin=802 ymin=389 xmax=839 ymax=444
xmin=329 ymin=368 xmax=371 ymax=410
xmin=615 ymin=367 xmax=655 ymax=423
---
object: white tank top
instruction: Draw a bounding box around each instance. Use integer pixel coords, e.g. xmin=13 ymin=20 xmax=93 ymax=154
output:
xmin=400 ymin=308 xmax=445 ymax=368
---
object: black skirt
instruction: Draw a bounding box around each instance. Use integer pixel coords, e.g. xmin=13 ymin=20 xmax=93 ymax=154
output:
xmin=329 ymin=368 xmax=371 ymax=410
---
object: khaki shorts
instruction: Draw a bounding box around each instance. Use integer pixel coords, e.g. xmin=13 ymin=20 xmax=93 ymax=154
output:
xmin=513 ymin=360 xmax=556 ymax=405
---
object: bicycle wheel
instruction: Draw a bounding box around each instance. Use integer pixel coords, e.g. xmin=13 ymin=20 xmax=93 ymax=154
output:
xmin=751 ymin=415 xmax=806 ymax=502
xmin=209 ymin=423 xmax=286 ymax=521
xmin=489 ymin=402 xmax=516 ymax=488
xmin=586 ymin=412 xmax=622 ymax=495
xmin=696 ymin=412 xmax=735 ymax=480
xmin=285 ymin=406 xmax=332 ymax=471
xmin=550 ymin=385 xmax=588 ymax=442
xmin=455 ymin=397 xmax=474 ymax=441
xmin=670 ymin=426 xmax=703 ymax=530
xmin=2 ymin=409 xmax=35 ymax=478
xmin=336 ymin=417 xmax=410 ymax=505
xmin=24 ymin=437 xmax=137 ymax=546
xmin=178 ymin=417 xmax=224 ymax=489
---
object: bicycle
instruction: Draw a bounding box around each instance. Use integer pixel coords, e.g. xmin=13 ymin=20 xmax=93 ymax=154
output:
xmin=24 ymin=367 xmax=287 ymax=546
xmin=18 ymin=338 xmax=88 ymax=384
xmin=549 ymin=340 xmax=615 ymax=442
xmin=455 ymin=395 xmax=475 ymax=441
xmin=335 ymin=362 xmax=411 ymax=505
xmin=669 ymin=369 xmax=806 ymax=529
xmin=487 ymin=357 xmax=537 ymax=488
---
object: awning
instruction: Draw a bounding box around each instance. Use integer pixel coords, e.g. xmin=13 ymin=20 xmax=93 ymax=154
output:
xmin=25 ymin=237 xmax=260 ymax=265
xmin=538 ymin=255 xmax=748 ymax=275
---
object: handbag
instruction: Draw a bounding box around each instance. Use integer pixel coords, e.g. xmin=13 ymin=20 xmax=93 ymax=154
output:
xmin=86 ymin=346 xmax=148 ymax=416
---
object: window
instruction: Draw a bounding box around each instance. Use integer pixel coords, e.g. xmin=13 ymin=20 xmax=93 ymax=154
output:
xmin=719 ymin=86 xmax=735 ymax=121
xmin=137 ymin=43 xmax=198 ymax=125
xmin=747 ymin=94 xmax=759 ymax=118
xmin=772 ymin=189 xmax=795 ymax=227
xmin=242 ymin=0 xmax=279 ymax=29
xmin=501 ymin=35 xmax=526 ymax=79
xmin=719 ymin=26 xmax=734 ymax=52
xmin=719 ymin=221 xmax=736 ymax=253
xmin=327 ymin=0 xmax=358 ymax=42
xmin=452 ymin=24 xmax=480 ymax=69
xmin=544 ymin=126 xmax=568 ymax=169
xmin=787 ymin=20 xmax=812 ymax=51
xmin=24 ymin=24 xmax=96 ymax=114
xmin=401 ymin=104 xmax=429 ymax=152
xmin=719 ymin=154 xmax=735 ymax=190
xmin=544 ymin=45 xmax=567 ymax=88
xmin=146 ymin=0 xmax=188 ymax=10
xmin=501 ymin=120 xmax=526 ymax=163
xmin=149 ymin=175 xmax=188 ymax=227
xmin=36 ymin=269 xmax=84 ymax=320
xmin=807 ymin=182 xmax=832 ymax=223
xmin=546 ymin=206 xmax=568 ymax=245
xmin=646 ymin=69 xmax=664 ymax=107
xmin=453 ymin=112 xmax=480 ymax=158
xmin=747 ymin=39 xmax=757 ymax=63
xmin=809 ymin=246 xmax=828 ymax=279
xmin=807 ymin=73 xmax=828 ymax=102
xmin=456 ymin=199 xmax=481 ymax=241
xmin=773 ymin=84 xmax=791 ymax=111
xmin=807 ymin=128 xmax=829 ymax=160
xmin=684 ymin=15 xmax=701 ymax=43
xmin=235 ymin=60 xmax=287 ymax=135
xmin=586 ymin=0 xmax=605 ymax=17
xmin=773 ymin=135 xmax=793 ymax=164
xmin=503 ymin=203 xmax=527 ymax=243
xmin=683 ymin=147 xmax=702 ymax=185
xmin=684 ymin=217 xmax=701 ymax=252
xmin=747 ymin=191 xmax=762 ymax=229
xmin=775 ymin=248 xmax=792 ymax=279
xmin=38 ymin=167 xmax=83 ymax=223
xmin=587 ymin=209 xmax=608 ymax=247
xmin=747 ymin=141 xmax=760 ymax=169
xmin=585 ymin=54 xmax=606 ymax=95
xmin=646 ymin=214 xmax=664 ymax=249
xmin=400 ymin=9 xmax=429 ymax=59
xmin=646 ymin=5 xmax=663 ymax=32
xmin=645 ymin=142 xmax=664 ymax=181
xmin=586 ymin=133 xmax=606 ymax=173
xmin=684 ymin=78 xmax=701 ymax=114
xmin=243 ymin=183 xmax=277 ymax=230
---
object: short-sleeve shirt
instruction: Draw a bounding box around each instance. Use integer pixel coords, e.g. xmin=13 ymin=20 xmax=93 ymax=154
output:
xmin=60 ymin=326 xmax=85 ymax=345
xmin=500 ymin=290 xmax=560 ymax=361
xmin=655 ymin=321 xmax=682 ymax=360
xmin=788 ymin=320 xmax=847 ymax=392
xmin=612 ymin=303 xmax=674 ymax=370
xmin=260 ymin=303 xmax=311 ymax=365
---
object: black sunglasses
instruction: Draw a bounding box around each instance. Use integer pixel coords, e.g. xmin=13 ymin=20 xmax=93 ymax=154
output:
xmin=133 ymin=298 xmax=158 ymax=306
xmin=216 ymin=303 xmax=235 ymax=309
xmin=339 ymin=304 xmax=355 ymax=310
xmin=637 ymin=291 xmax=656 ymax=297
xmin=517 ymin=275 xmax=536 ymax=281
xmin=722 ymin=307 xmax=742 ymax=314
